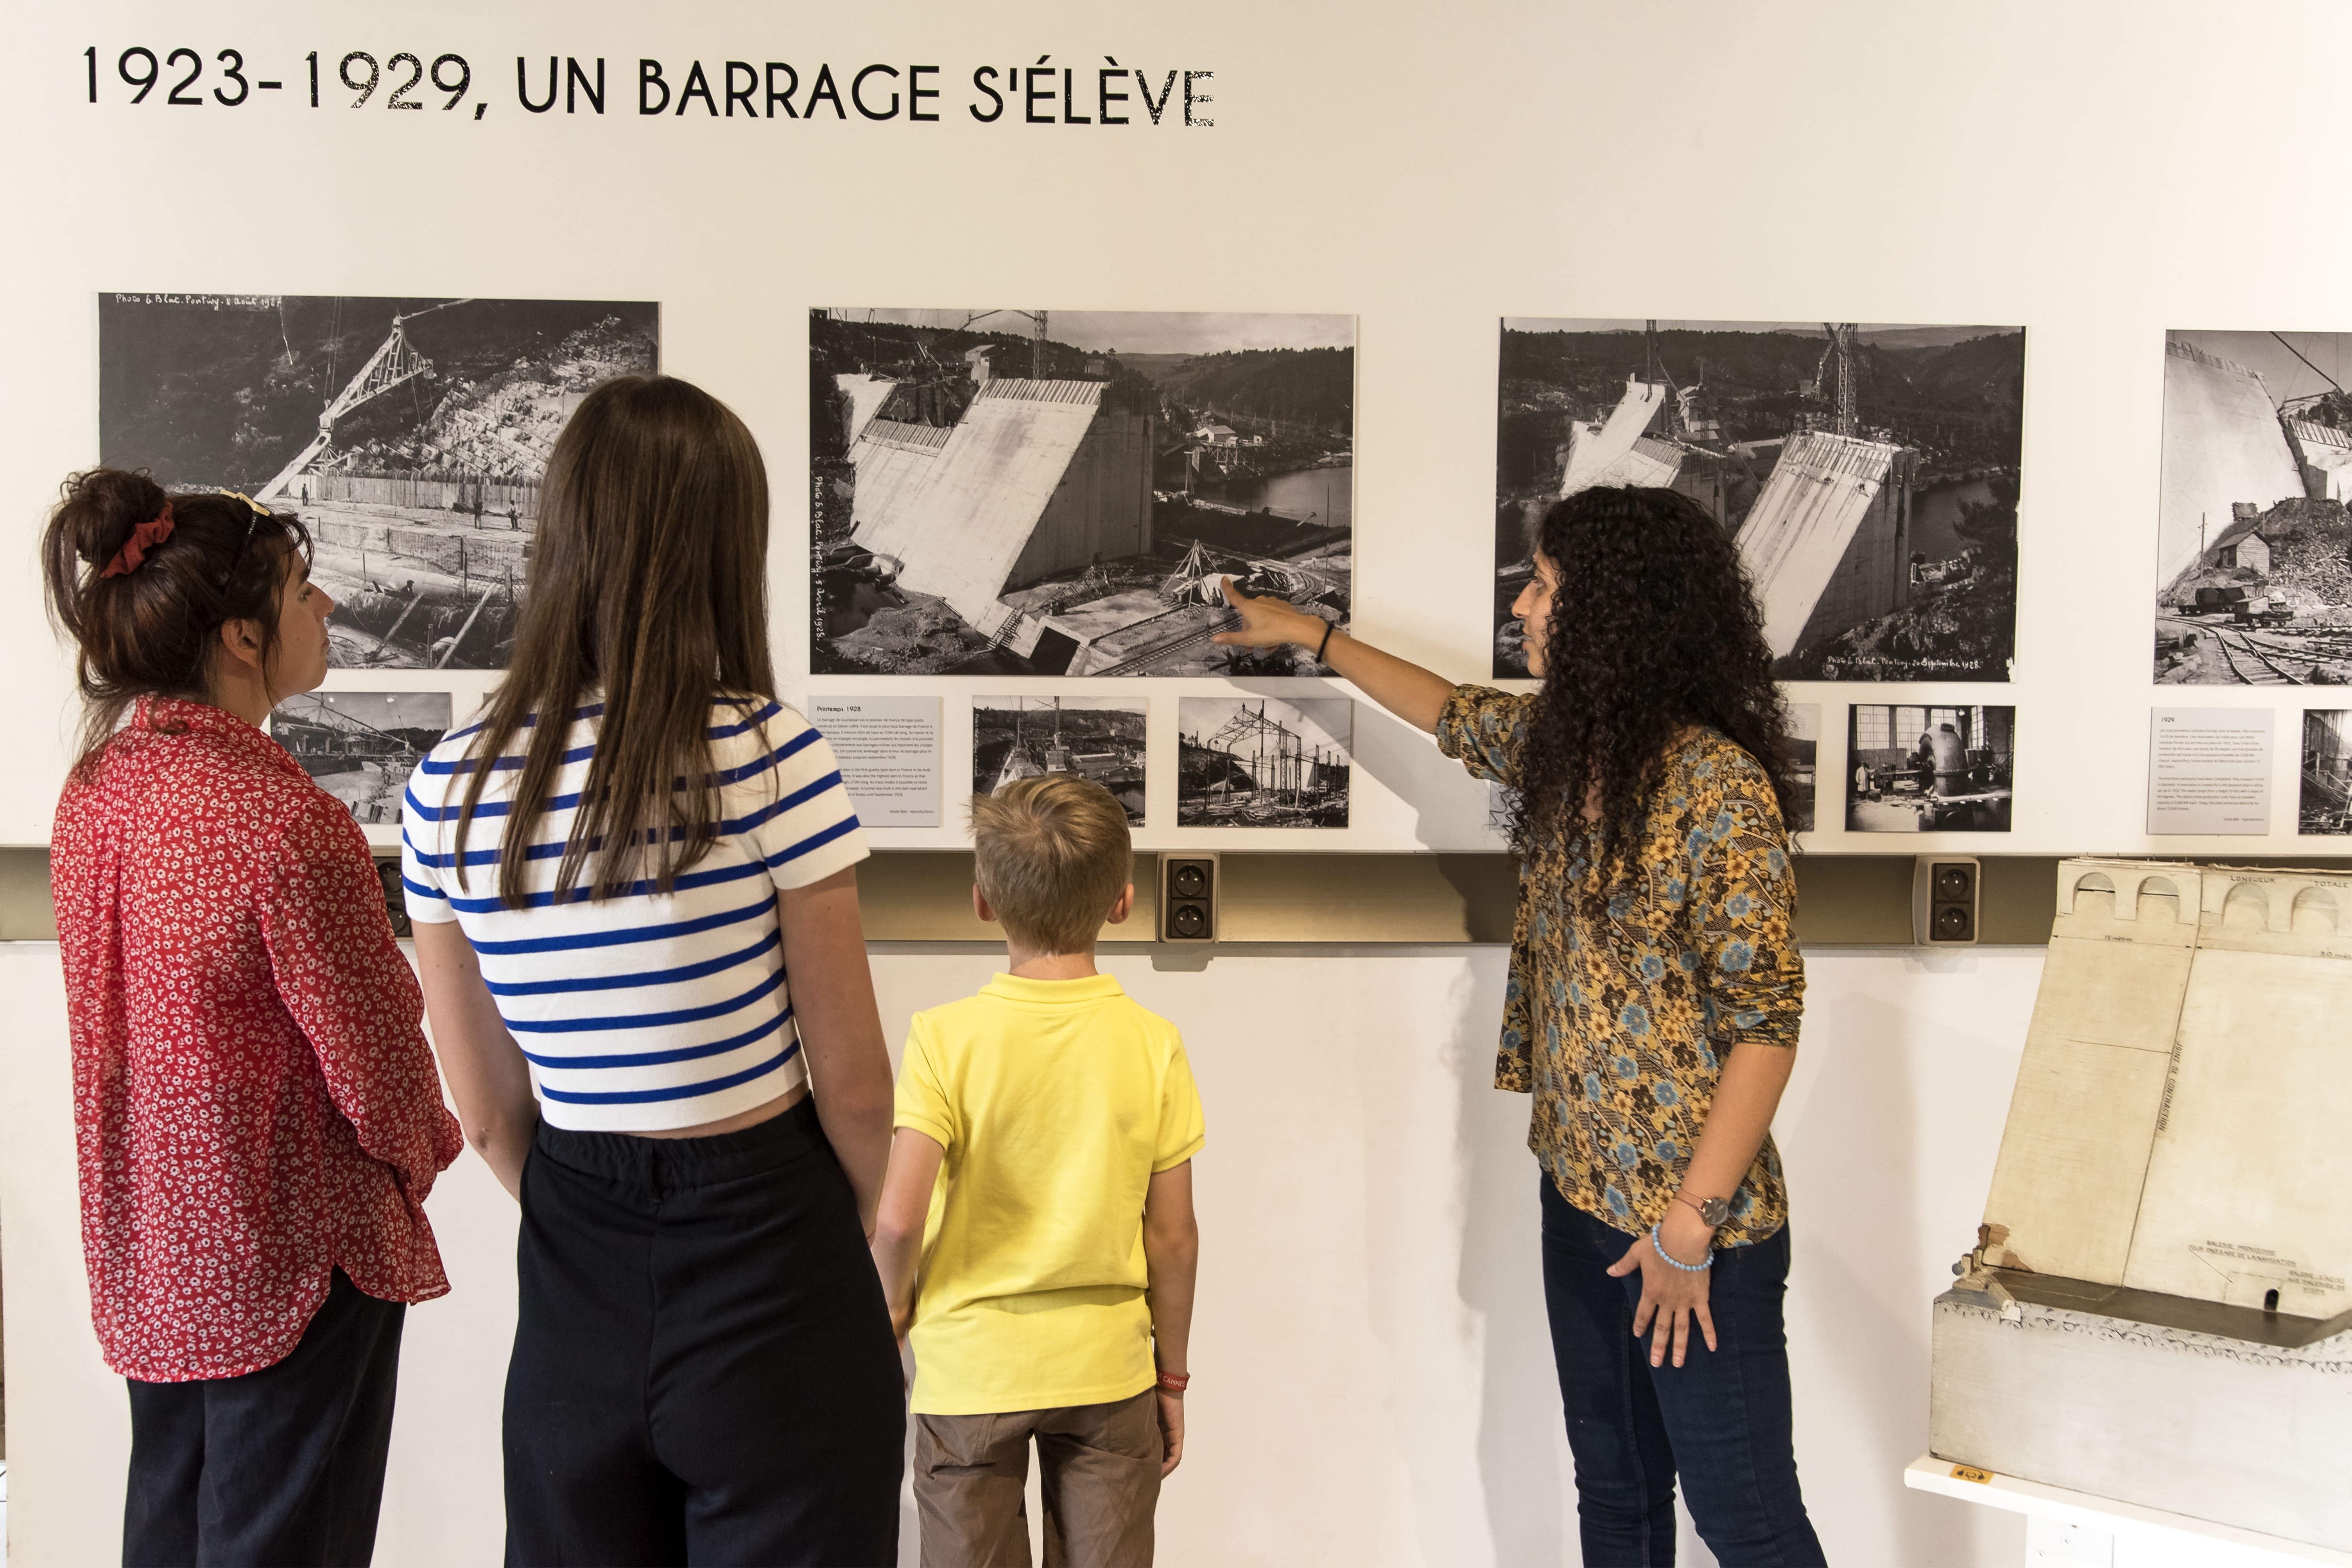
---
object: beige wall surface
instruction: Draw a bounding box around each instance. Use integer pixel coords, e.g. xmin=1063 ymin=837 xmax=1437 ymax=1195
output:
xmin=1 ymin=941 xmax=2037 ymax=1566
xmin=3 ymin=2 xmax=2352 ymax=858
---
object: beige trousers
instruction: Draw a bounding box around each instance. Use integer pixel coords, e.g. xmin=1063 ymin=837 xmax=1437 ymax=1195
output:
xmin=913 ymin=1390 xmax=1162 ymax=1568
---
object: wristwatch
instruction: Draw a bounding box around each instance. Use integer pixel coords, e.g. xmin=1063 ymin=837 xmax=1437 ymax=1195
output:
xmin=1676 ymin=1192 xmax=1731 ymax=1227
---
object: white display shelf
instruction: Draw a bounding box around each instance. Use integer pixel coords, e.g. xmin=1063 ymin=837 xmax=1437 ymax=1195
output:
xmin=1904 ymin=1456 xmax=2352 ymax=1566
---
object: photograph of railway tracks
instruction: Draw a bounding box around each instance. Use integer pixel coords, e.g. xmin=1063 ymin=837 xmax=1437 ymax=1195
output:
xmin=100 ymin=293 xmax=659 ymax=670
xmin=270 ymin=691 xmax=451 ymax=826
xmin=2155 ymin=332 xmax=2352 ymax=687
xmin=973 ymin=696 xmax=1147 ymax=826
xmin=811 ymin=308 xmax=1353 ymax=678
xmin=1495 ymin=319 xmax=2024 ymax=681
xmin=2302 ymin=710 xmax=2352 ymax=834
xmin=1177 ymin=696 xmax=1351 ymax=828
xmin=1844 ymin=704 xmax=2013 ymax=832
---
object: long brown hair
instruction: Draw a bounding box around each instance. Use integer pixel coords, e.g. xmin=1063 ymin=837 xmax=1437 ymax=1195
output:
xmin=455 ymin=375 xmax=776 ymax=905
xmin=41 ymin=468 xmax=312 ymax=776
xmin=1512 ymin=486 xmax=1797 ymax=880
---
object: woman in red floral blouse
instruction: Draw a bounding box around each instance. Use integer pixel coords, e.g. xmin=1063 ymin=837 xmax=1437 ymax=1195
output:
xmin=43 ymin=468 xmax=463 ymax=1568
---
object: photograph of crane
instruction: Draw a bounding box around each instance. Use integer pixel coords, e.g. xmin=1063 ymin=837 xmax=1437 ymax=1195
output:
xmin=2154 ymin=332 xmax=2352 ymax=685
xmin=1495 ymin=319 xmax=2024 ymax=681
xmin=1176 ymin=695 xmax=1351 ymax=828
xmin=99 ymin=293 xmax=658 ymax=670
xmin=972 ymin=695 xmax=1147 ymax=825
xmin=812 ymin=308 xmax=1353 ymax=678
xmin=269 ymin=691 xmax=451 ymax=826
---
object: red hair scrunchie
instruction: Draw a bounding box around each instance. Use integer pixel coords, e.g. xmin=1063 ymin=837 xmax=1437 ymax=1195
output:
xmin=100 ymin=502 xmax=175 ymax=579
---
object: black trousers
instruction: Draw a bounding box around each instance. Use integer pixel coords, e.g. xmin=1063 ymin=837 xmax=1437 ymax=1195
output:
xmin=505 ymin=1097 xmax=905 ymax=1567
xmin=123 ymin=1268 xmax=407 ymax=1568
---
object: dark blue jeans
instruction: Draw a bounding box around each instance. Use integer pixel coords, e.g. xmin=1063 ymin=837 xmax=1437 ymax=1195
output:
xmin=1540 ymin=1177 xmax=1826 ymax=1567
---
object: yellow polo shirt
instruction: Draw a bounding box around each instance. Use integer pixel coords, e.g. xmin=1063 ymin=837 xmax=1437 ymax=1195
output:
xmin=895 ymin=973 xmax=1206 ymax=1416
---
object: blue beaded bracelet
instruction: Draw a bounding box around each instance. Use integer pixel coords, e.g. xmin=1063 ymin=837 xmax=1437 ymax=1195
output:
xmin=1651 ymin=1222 xmax=1713 ymax=1272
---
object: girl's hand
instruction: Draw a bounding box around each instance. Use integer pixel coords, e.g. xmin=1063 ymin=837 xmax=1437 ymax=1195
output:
xmin=1210 ymin=575 xmax=1326 ymax=650
xmin=1606 ymin=1210 xmax=1720 ymax=1368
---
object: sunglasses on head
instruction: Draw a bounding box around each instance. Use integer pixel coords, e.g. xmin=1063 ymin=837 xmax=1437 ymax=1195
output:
xmin=214 ymin=489 xmax=271 ymax=591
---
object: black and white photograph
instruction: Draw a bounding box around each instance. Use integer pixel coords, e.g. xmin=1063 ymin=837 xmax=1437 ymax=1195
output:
xmin=1785 ymin=702 xmax=1820 ymax=834
xmin=1495 ymin=319 xmax=2024 ymax=681
xmin=100 ymin=293 xmax=659 ymax=670
xmin=812 ymin=309 xmax=1353 ymax=678
xmin=2302 ymin=710 xmax=2352 ymax=834
xmin=2155 ymin=332 xmax=2352 ymax=685
xmin=1844 ymin=704 xmax=2013 ymax=832
xmin=972 ymin=695 xmax=1147 ymax=826
xmin=271 ymin=691 xmax=452 ymax=826
xmin=1176 ymin=695 xmax=1350 ymax=828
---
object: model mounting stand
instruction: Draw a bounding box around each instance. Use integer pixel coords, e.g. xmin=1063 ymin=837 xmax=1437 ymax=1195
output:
xmin=1933 ymin=858 xmax=2352 ymax=1550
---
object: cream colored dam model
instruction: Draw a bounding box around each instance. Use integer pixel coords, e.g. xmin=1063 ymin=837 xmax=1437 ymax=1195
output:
xmin=1932 ymin=858 xmax=2352 ymax=1550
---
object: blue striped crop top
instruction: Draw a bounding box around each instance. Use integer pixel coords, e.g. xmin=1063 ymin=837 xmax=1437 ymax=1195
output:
xmin=400 ymin=695 xmax=869 ymax=1132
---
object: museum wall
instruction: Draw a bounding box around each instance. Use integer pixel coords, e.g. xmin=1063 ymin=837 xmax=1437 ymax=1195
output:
xmin=0 ymin=943 xmax=2039 ymax=1568
xmin=7 ymin=3 xmax=2352 ymax=857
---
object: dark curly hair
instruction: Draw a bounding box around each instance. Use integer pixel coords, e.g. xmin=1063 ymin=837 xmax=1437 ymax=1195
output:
xmin=1508 ymin=486 xmax=1798 ymax=876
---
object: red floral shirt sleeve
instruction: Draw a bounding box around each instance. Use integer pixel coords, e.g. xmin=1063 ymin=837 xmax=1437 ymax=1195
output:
xmin=260 ymin=797 xmax=463 ymax=1200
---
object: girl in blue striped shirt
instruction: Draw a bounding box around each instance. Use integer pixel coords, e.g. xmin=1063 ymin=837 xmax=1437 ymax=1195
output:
xmin=406 ymin=375 xmax=902 ymax=1565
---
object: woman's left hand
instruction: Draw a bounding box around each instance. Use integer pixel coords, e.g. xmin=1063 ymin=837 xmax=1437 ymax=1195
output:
xmin=1607 ymin=1208 xmax=1721 ymax=1368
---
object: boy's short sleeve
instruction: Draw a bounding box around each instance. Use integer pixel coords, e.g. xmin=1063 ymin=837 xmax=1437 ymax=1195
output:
xmin=893 ymin=1016 xmax=957 ymax=1151
xmin=1153 ymin=1034 xmax=1206 ymax=1173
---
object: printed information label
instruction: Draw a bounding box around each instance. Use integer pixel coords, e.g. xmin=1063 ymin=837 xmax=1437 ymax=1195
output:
xmin=2148 ymin=708 xmax=2272 ymax=835
xmin=808 ymin=695 xmax=942 ymax=828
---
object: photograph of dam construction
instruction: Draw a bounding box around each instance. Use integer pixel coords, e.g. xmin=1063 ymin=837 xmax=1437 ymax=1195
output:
xmin=2154 ymin=331 xmax=2352 ymax=686
xmin=99 ymin=293 xmax=658 ymax=670
xmin=811 ymin=308 xmax=1353 ymax=678
xmin=1494 ymin=319 xmax=2024 ymax=681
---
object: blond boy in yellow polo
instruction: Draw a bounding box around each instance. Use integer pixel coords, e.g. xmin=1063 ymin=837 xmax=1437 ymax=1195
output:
xmin=871 ymin=774 xmax=1204 ymax=1568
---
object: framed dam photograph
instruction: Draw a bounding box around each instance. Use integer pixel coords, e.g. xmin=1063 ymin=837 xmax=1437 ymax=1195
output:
xmin=812 ymin=308 xmax=1354 ymax=679
xmin=1494 ymin=319 xmax=2024 ymax=682
xmin=99 ymin=293 xmax=659 ymax=671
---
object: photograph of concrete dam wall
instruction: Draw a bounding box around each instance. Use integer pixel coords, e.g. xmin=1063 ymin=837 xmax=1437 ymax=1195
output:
xmin=99 ymin=294 xmax=659 ymax=670
xmin=811 ymin=308 xmax=1354 ymax=678
xmin=2154 ymin=331 xmax=2352 ymax=686
xmin=1495 ymin=319 xmax=2024 ymax=681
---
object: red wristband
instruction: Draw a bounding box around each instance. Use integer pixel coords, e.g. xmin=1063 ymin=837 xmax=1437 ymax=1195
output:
xmin=1156 ymin=1370 xmax=1190 ymax=1394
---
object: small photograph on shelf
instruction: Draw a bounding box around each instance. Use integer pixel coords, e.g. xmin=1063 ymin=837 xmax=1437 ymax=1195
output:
xmin=973 ymin=695 xmax=1147 ymax=826
xmin=272 ymin=691 xmax=452 ymax=827
xmin=1845 ymin=704 xmax=2013 ymax=832
xmin=100 ymin=293 xmax=659 ymax=671
xmin=2155 ymin=331 xmax=2352 ymax=685
xmin=2301 ymin=710 xmax=2352 ymax=834
xmin=1176 ymin=696 xmax=1351 ymax=828
xmin=1494 ymin=319 xmax=2023 ymax=681
xmin=811 ymin=308 xmax=1353 ymax=678
xmin=1784 ymin=702 xmax=1820 ymax=834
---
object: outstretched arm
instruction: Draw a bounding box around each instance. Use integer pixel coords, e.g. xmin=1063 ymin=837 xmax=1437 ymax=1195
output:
xmin=1212 ymin=577 xmax=1455 ymax=735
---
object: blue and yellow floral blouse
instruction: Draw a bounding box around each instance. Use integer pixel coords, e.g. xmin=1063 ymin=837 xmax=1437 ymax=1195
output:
xmin=1437 ymin=686 xmax=1803 ymax=1247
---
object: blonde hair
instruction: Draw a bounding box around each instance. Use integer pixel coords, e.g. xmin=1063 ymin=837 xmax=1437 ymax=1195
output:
xmin=970 ymin=774 xmax=1133 ymax=954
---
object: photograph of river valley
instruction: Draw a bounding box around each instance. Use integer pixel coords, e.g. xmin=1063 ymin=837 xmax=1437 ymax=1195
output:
xmin=1495 ymin=319 xmax=2024 ymax=681
xmin=812 ymin=308 xmax=1353 ymax=678
xmin=99 ymin=293 xmax=658 ymax=670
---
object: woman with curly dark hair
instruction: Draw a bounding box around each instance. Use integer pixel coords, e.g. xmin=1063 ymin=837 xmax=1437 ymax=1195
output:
xmin=1216 ymin=484 xmax=1823 ymax=1566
